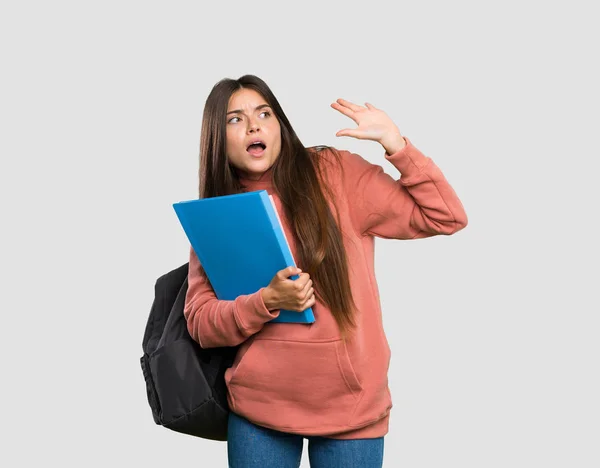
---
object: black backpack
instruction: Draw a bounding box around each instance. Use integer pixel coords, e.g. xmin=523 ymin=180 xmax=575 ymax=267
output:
xmin=140 ymin=262 xmax=239 ymax=441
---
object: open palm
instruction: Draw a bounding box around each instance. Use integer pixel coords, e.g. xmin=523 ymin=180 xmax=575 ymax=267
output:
xmin=331 ymin=98 xmax=401 ymax=144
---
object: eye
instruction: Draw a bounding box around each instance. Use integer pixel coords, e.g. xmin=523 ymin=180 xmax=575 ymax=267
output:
xmin=259 ymin=111 xmax=271 ymax=118
xmin=228 ymin=116 xmax=241 ymax=124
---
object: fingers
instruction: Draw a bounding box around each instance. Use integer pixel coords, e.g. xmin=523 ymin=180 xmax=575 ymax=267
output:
xmin=330 ymin=102 xmax=356 ymax=121
xmin=279 ymin=266 xmax=301 ymax=279
xmin=331 ymin=99 xmax=376 ymax=115
xmin=297 ymin=285 xmax=313 ymax=303
xmin=331 ymin=99 xmax=377 ymax=136
xmin=335 ymin=128 xmax=368 ymax=139
xmin=274 ymin=268 xmax=316 ymax=311
xmin=296 ymin=276 xmax=314 ymax=310
xmin=300 ymin=278 xmax=313 ymax=297
xmin=301 ymin=293 xmax=317 ymax=310
xmin=335 ymin=98 xmax=362 ymax=112
xmin=294 ymin=273 xmax=311 ymax=290
xmin=336 ymin=128 xmax=354 ymax=137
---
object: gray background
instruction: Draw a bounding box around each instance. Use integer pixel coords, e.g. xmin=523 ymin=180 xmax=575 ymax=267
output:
xmin=2 ymin=0 xmax=598 ymax=467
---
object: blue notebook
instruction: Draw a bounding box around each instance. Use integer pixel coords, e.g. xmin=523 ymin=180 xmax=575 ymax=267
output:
xmin=172 ymin=190 xmax=315 ymax=324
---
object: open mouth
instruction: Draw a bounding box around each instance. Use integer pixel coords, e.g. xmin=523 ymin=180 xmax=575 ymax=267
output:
xmin=247 ymin=141 xmax=266 ymax=157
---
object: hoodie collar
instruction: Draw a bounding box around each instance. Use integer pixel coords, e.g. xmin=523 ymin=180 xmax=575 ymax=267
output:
xmin=236 ymin=164 xmax=275 ymax=190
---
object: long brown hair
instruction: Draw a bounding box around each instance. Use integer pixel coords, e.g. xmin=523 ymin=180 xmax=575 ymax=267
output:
xmin=197 ymin=74 xmax=358 ymax=340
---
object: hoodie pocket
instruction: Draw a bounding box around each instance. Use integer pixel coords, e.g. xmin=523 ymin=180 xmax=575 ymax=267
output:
xmin=227 ymin=338 xmax=364 ymax=430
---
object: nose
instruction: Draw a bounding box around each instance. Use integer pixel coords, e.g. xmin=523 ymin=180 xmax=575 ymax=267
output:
xmin=247 ymin=119 xmax=260 ymax=133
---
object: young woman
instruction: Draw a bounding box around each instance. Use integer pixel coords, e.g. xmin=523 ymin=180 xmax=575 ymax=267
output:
xmin=184 ymin=74 xmax=468 ymax=467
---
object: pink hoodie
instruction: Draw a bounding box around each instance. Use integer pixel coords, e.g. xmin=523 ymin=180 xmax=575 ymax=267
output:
xmin=184 ymin=136 xmax=467 ymax=439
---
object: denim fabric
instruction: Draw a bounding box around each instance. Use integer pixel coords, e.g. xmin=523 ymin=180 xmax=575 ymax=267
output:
xmin=227 ymin=411 xmax=384 ymax=468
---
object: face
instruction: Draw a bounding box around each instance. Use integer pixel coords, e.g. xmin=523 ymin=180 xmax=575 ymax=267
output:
xmin=225 ymin=88 xmax=282 ymax=181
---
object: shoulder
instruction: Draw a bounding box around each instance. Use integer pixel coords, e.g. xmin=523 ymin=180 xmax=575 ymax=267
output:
xmin=307 ymin=145 xmax=378 ymax=178
xmin=305 ymin=146 xmax=379 ymax=197
xmin=306 ymin=145 xmax=363 ymax=171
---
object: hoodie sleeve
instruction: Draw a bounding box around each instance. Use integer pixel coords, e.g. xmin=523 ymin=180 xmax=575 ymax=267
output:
xmin=341 ymin=136 xmax=468 ymax=239
xmin=183 ymin=245 xmax=281 ymax=348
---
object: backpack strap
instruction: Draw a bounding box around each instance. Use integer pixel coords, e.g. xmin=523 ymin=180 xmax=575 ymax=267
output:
xmin=141 ymin=262 xmax=189 ymax=355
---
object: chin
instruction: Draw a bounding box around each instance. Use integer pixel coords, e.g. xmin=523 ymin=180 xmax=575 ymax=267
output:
xmin=241 ymin=159 xmax=267 ymax=175
xmin=248 ymin=155 xmax=272 ymax=167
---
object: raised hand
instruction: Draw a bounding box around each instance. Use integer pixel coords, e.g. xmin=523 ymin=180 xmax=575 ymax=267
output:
xmin=331 ymin=98 xmax=406 ymax=154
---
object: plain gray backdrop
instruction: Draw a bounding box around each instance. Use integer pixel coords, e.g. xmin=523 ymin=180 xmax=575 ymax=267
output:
xmin=2 ymin=1 xmax=598 ymax=467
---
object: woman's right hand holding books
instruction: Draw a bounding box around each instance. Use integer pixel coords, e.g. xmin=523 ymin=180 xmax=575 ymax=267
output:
xmin=261 ymin=266 xmax=316 ymax=312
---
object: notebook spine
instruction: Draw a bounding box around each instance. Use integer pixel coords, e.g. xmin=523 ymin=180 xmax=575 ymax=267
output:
xmin=258 ymin=191 xmax=314 ymax=322
xmin=259 ymin=192 xmax=295 ymax=268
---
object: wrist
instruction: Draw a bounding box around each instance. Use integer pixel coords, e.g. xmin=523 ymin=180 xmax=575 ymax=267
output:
xmin=381 ymin=132 xmax=406 ymax=155
xmin=261 ymin=287 xmax=278 ymax=311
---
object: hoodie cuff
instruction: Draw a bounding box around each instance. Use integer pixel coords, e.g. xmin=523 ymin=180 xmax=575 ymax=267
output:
xmin=384 ymin=136 xmax=432 ymax=182
xmin=233 ymin=288 xmax=281 ymax=334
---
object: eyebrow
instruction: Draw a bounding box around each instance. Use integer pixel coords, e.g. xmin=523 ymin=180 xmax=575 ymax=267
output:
xmin=226 ymin=104 xmax=271 ymax=115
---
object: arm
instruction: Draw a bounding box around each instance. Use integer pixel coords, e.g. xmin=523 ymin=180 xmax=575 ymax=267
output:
xmin=330 ymin=98 xmax=467 ymax=239
xmin=342 ymin=135 xmax=468 ymax=239
xmin=183 ymin=245 xmax=281 ymax=348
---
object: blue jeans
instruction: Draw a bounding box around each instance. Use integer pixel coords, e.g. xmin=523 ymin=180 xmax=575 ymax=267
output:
xmin=227 ymin=411 xmax=384 ymax=468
